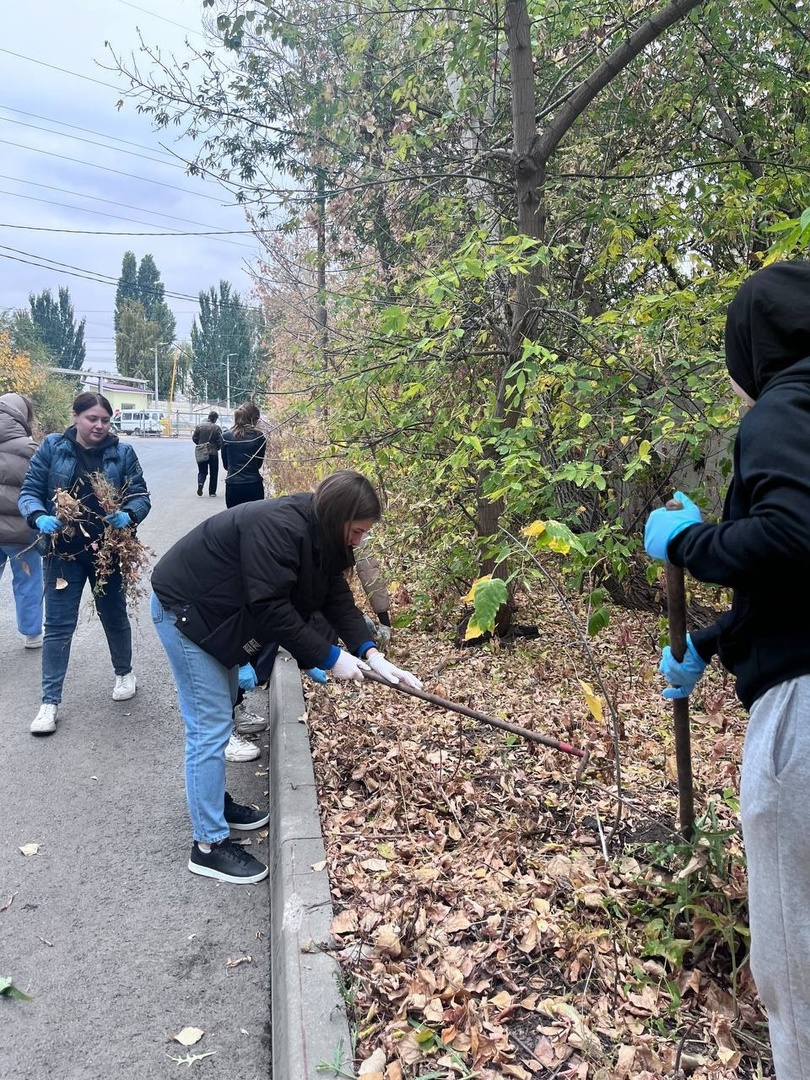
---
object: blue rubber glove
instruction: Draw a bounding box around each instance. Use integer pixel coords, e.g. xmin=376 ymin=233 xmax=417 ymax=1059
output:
xmin=644 ymin=491 xmax=702 ymax=561
xmin=306 ymin=667 xmax=328 ymax=684
xmin=659 ymin=634 xmax=708 ymax=700
xmin=36 ymin=515 xmax=62 ymax=534
xmin=104 ymin=510 xmax=131 ymax=529
xmin=238 ymin=664 xmax=258 ymax=691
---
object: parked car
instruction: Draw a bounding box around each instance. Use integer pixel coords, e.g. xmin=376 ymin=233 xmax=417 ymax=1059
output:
xmin=117 ymin=409 xmax=164 ymax=435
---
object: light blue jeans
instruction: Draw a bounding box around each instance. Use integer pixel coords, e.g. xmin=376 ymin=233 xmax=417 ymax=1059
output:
xmin=150 ymin=593 xmax=238 ymax=843
xmin=0 ymin=544 xmax=43 ymax=636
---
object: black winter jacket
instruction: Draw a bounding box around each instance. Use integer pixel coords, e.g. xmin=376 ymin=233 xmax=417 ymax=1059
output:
xmin=221 ymin=428 xmax=265 ymax=486
xmin=670 ymin=262 xmax=810 ymax=708
xmin=151 ymin=493 xmax=371 ymax=670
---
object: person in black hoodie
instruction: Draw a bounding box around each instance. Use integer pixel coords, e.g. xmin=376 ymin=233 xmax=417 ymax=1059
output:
xmin=644 ymin=260 xmax=810 ymax=1079
xmin=18 ymin=392 xmax=151 ymax=736
xmin=150 ymin=469 xmax=422 ymax=885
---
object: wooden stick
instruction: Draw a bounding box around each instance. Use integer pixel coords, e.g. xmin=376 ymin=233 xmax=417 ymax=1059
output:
xmin=665 ymin=499 xmax=695 ymax=840
xmin=362 ymin=669 xmax=590 ymax=770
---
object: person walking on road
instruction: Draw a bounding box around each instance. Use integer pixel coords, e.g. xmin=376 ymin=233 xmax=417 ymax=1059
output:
xmin=18 ymin=392 xmax=151 ymax=736
xmin=0 ymin=393 xmax=43 ymax=650
xmin=192 ymin=410 xmax=223 ymax=498
xmin=643 ymin=261 xmax=810 ymax=1080
xmin=150 ymin=469 xmax=422 ymax=885
xmin=221 ymin=401 xmax=266 ymax=509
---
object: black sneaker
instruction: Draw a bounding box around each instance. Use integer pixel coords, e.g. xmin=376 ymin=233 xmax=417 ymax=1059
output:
xmin=224 ymin=791 xmax=270 ymax=831
xmin=197 ymin=484 xmax=203 ymax=496
xmin=188 ymin=839 xmax=268 ymax=883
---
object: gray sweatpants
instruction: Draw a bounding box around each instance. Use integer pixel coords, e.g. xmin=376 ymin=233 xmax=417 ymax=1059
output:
xmin=742 ymin=677 xmax=810 ymax=1079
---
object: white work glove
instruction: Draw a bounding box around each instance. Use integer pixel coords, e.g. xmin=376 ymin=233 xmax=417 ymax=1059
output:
xmin=367 ymin=652 xmax=423 ymax=690
xmin=330 ymin=649 xmax=370 ymax=682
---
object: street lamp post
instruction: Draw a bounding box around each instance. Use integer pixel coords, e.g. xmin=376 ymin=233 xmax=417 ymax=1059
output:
xmin=225 ymin=352 xmax=237 ymax=411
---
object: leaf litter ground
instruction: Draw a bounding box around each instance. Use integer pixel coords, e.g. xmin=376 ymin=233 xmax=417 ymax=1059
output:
xmin=304 ymin=590 xmax=773 ymax=1080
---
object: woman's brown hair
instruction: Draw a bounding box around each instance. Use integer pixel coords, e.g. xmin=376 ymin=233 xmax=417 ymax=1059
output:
xmin=314 ymin=470 xmax=381 ymax=561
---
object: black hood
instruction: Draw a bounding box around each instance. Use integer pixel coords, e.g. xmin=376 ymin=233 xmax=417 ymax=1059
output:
xmin=725 ymin=260 xmax=810 ymax=400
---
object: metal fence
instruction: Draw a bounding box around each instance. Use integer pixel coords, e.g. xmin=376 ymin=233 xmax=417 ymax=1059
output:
xmin=118 ymin=409 xmax=237 ymax=437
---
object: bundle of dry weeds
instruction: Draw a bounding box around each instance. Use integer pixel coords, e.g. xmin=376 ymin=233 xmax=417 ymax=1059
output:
xmin=88 ymin=472 xmax=153 ymax=603
xmin=43 ymin=475 xmax=153 ymax=605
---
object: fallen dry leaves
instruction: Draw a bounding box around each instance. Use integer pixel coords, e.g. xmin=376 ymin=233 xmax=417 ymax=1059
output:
xmin=305 ymin=589 xmax=773 ymax=1079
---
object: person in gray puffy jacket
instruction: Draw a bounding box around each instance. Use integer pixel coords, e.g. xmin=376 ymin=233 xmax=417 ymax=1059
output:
xmin=0 ymin=392 xmax=43 ymax=649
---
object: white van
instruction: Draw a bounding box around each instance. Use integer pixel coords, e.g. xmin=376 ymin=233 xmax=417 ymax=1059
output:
xmin=117 ymin=409 xmax=164 ymax=435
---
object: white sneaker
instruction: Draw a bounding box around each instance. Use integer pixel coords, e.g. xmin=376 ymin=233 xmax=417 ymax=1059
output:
xmin=225 ymin=732 xmax=260 ymax=763
xmin=31 ymin=703 xmax=58 ymax=735
xmin=235 ymin=702 xmax=267 ymax=734
xmin=112 ymin=672 xmax=137 ymax=701
xmin=24 ymin=634 xmax=43 ymax=649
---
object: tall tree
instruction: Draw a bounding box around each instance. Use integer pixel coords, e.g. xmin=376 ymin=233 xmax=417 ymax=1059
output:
xmin=116 ymin=0 xmax=810 ymax=610
xmin=114 ymin=252 xmax=139 ymax=334
xmin=28 ymin=287 xmax=85 ymax=370
xmin=115 ymin=301 xmax=161 ymax=386
xmin=114 ymin=253 xmax=176 ymax=394
xmin=190 ymin=281 xmax=258 ymax=406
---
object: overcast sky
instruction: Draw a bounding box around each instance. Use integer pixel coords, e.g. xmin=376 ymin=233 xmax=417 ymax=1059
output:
xmin=1 ymin=0 xmax=264 ymax=370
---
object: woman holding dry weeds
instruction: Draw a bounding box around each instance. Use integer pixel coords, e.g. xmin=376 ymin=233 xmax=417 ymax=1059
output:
xmin=18 ymin=392 xmax=151 ymax=736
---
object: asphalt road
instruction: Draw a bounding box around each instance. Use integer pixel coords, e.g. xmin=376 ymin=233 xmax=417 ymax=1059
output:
xmin=0 ymin=437 xmax=271 ymax=1080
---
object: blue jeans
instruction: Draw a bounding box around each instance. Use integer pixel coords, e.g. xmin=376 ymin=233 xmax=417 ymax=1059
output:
xmin=0 ymin=544 xmax=43 ymax=636
xmin=150 ymin=593 xmax=238 ymax=843
xmin=42 ymin=555 xmax=132 ymax=704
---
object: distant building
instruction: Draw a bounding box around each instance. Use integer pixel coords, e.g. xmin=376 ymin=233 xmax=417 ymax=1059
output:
xmin=78 ymin=371 xmax=150 ymax=413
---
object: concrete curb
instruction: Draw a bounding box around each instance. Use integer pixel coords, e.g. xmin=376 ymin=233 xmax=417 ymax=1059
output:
xmin=269 ymin=651 xmax=356 ymax=1079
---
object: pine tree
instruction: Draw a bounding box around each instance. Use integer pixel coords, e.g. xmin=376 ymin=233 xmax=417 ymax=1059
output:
xmin=114 ymin=253 xmax=176 ymax=395
xmin=114 ymin=252 xmax=139 ymax=334
xmin=190 ymin=281 xmax=257 ymax=407
xmin=28 ymin=287 xmax=86 ymax=370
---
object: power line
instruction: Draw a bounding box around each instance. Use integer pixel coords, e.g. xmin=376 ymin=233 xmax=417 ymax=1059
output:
xmin=112 ymin=0 xmax=207 ymax=39
xmin=0 ymin=244 xmax=202 ymax=302
xmin=0 ymin=171 xmax=249 ymax=230
xmin=0 ymin=186 xmax=257 ymax=249
xmin=0 ymin=245 xmax=263 ymax=310
xmin=0 ymin=103 xmax=182 ymax=162
xmin=0 ymin=113 xmax=183 ymax=172
xmin=0 ymin=137 xmax=228 ymax=204
xmin=0 ymin=223 xmax=253 ymax=237
xmin=0 ymin=47 xmax=123 ymax=91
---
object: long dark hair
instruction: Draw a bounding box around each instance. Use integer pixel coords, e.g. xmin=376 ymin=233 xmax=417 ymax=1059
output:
xmin=231 ymin=402 xmax=260 ymax=440
xmin=314 ymin=471 xmax=381 ymax=561
xmin=72 ymin=392 xmax=113 ymax=417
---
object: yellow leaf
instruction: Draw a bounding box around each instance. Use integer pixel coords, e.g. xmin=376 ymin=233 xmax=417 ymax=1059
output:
xmin=522 ymin=520 xmax=547 ymax=538
xmin=173 ymin=1027 xmax=204 ymax=1046
xmin=579 ymin=680 xmax=603 ymax=723
xmin=464 ymin=621 xmax=484 ymax=641
xmin=462 ymin=575 xmax=491 ymax=604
